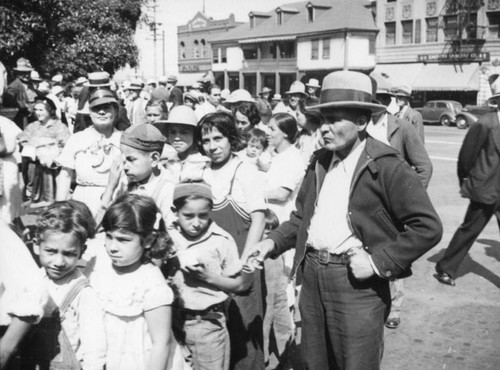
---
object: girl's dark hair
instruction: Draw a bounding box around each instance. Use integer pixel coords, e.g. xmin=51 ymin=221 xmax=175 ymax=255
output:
xmin=172 ymin=194 xmax=214 ymax=211
xmin=146 ymin=99 xmax=169 ymax=119
xmin=264 ymin=208 xmax=279 ymax=231
xmin=198 ymin=111 xmax=240 ymax=153
xmin=102 ymin=194 xmax=172 ymax=262
xmin=234 ymin=102 xmax=261 ymax=126
xmin=34 ymin=97 xmax=57 ymax=119
xmin=247 ymin=128 xmax=268 ymax=150
xmin=36 ymin=200 xmax=96 ymax=249
xmin=272 ymin=112 xmax=299 ymax=144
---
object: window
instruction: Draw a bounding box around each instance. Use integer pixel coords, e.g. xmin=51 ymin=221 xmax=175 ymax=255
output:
xmin=426 ymin=17 xmax=438 ymax=42
xmin=180 ymin=41 xmax=186 ymax=59
xmin=402 ymin=20 xmax=413 ymax=44
xmin=279 ymin=41 xmax=295 ymax=58
xmin=322 ymin=38 xmax=330 ymax=59
xmin=277 ymin=12 xmax=283 ymax=25
xmin=436 ymin=102 xmax=447 ymax=109
xmin=212 ymin=47 xmax=219 ymax=63
xmin=311 ymin=39 xmax=319 ymax=60
xmin=221 ymin=47 xmax=227 ymax=63
xmin=307 ymin=6 xmax=314 ymax=22
xmin=194 ymin=40 xmax=200 ymax=58
xmin=444 ymin=15 xmax=459 ymax=39
xmin=415 ymin=19 xmax=421 ymax=44
xmin=243 ymin=45 xmax=258 ymax=60
xmin=385 ymin=22 xmax=396 ymax=45
xmin=487 ymin=12 xmax=500 ymax=38
xmin=250 ymin=16 xmax=255 ymax=29
xmin=368 ymin=36 xmax=376 ymax=55
xmin=201 ymin=39 xmax=206 ymax=58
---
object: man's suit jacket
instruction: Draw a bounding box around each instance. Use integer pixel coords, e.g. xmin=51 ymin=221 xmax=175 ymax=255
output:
xmin=6 ymin=78 xmax=30 ymax=128
xmin=399 ymin=106 xmax=424 ymax=143
xmin=458 ymin=111 xmax=500 ymax=204
xmin=168 ymin=86 xmax=183 ymax=108
xmin=386 ymin=114 xmax=432 ymax=188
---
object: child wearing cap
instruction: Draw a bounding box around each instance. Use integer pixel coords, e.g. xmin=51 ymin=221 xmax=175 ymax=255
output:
xmin=98 ymin=123 xmax=175 ymax=225
xmin=165 ymin=181 xmax=249 ymax=370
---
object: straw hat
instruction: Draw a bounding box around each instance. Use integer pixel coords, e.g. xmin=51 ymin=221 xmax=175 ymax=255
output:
xmin=89 ymin=89 xmax=118 ymax=108
xmin=13 ymin=58 xmax=34 ymax=72
xmin=285 ymin=81 xmax=307 ymax=98
xmin=369 ymin=72 xmax=394 ymax=96
xmin=309 ymin=71 xmax=385 ymax=112
xmin=51 ymin=85 xmax=65 ymax=96
xmin=393 ymin=85 xmax=413 ymax=98
xmin=75 ymin=77 xmax=88 ymax=86
xmin=225 ymin=89 xmax=255 ymax=104
xmin=259 ymin=87 xmax=272 ymax=95
xmin=305 ymin=78 xmax=321 ymax=88
xmin=30 ymin=71 xmax=42 ymax=82
xmin=128 ymin=79 xmax=144 ymax=90
xmin=272 ymin=93 xmax=282 ymax=101
xmin=88 ymin=72 xmax=111 ymax=87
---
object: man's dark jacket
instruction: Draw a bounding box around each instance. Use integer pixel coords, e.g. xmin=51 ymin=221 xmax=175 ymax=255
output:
xmin=268 ymin=136 xmax=443 ymax=280
xmin=458 ymin=111 xmax=500 ymax=205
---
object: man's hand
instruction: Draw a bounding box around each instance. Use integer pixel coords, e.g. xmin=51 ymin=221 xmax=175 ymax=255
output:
xmin=184 ymin=261 xmax=215 ymax=284
xmin=241 ymin=239 xmax=275 ymax=272
xmin=348 ymin=246 xmax=375 ymax=280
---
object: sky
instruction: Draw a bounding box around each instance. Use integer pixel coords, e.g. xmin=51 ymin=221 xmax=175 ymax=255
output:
xmin=153 ymin=0 xmax=288 ymax=73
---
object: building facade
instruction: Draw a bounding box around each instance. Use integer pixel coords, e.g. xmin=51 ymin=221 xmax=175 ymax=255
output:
xmin=177 ymin=12 xmax=242 ymax=86
xmin=374 ymin=0 xmax=500 ymax=106
xmin=209 ymin=0 xmax=378 ymax=96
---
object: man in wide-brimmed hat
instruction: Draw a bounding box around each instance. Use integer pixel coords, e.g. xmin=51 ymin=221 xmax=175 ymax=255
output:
xmin=166 ymin=74 xmax=183 ymax=108
xmin=5 ymin=58 xmax=35 ymax=128
xmin=245 ymin=70 xmax=442 ymax=370
xmin=394 ymin=84 xmax=424 ymax=142
xmin=305 ymin=78 xmax=321 ymax=106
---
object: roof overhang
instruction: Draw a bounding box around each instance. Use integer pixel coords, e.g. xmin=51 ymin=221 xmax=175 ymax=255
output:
xmin=239 ymin=35 xmax=297 ymax=44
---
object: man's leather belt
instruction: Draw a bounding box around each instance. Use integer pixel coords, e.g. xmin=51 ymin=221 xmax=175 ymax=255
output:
xmin=306 ymin=245 xmax=350 ymax=265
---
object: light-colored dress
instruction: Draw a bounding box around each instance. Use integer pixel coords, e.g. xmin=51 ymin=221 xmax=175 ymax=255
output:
xmin=56 ymin=126 xmax=122 ymax=215
xmin=89 ymin=250 xmax=174 ymax=370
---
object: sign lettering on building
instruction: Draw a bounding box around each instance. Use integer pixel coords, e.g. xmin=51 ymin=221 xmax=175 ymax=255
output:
xmin=418 ymin=52 xmax=490 ymax=63
xmin=180 ymin=64 xmax=200 ymax=72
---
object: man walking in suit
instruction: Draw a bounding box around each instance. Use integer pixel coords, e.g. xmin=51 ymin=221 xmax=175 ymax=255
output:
xmin=394 ymin=85 xmax=425 ymax=143
xmin=435 ymin=83 xmax=500 ymax=286
xmin=245 ymin=71 xmax=442 ymax=370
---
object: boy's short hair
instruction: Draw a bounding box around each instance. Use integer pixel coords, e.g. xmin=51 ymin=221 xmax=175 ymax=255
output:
xmin=247 ymin=128 xmax=268 ymax=150
xmin=121 ymin=123 xmax=166 ymax=153
xmin=264 ymin=208 xmax=279 ymax=231
xmin=36 ymin=200 xmax=96 ymax=247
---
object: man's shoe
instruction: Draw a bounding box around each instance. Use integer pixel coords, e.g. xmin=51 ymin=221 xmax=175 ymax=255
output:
xmin=385 ymin=318 xmax=400 ymax=329
xmin=435 ymin=271 xmax=455 ymax=286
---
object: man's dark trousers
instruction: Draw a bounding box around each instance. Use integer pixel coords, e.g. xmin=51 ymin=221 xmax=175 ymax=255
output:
xmin=437 ymin=201 xmax=500 ymax=279
xmin=299 ymin=252 xmax=390 ymax=370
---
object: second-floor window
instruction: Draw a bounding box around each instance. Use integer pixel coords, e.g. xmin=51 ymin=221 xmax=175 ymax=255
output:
xmin=385 ymin=22 xmax=396 ymax=45
xmin=311 ymin=39 xmax=319 ymax=60
xmin=322 ymin=38 xmax=330 ymax=59
xmin=279 ymin=41 xmax=295 ymax=58
xmin=402 ymin=20 xmax=413 ymax=44
xmin=212 ymin=47 xmax=219 ymax=63
xmin=444 ymin=15 xmax=459 ymax=39
xmin=194 ymin=40 xmax=200 ymax=58
xmin=426 ymin=18 xmax=438 ymax=42
xmin=243 ymin=45 xmax=258 ymax=60
xmin=221 ymin=47 xmax=227 ymax=63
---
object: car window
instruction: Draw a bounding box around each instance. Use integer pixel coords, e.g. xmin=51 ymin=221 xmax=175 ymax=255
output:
xmin=425 ymin=102 xmax=434 ymax=108
xmin=436 ymin=102 xmax=447 ymax=109
xmin=452 ymin=102 xmax=462 ymax=110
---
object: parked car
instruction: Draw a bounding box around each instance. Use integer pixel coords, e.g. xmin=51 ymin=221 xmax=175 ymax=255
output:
xmin=415 ymin=100 xmax=463 ymax=126
xmin=455 ymin=103 xmax=496 ymax=129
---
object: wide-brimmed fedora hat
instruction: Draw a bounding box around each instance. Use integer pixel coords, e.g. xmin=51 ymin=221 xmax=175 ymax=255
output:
xmin=393 ymin=85 xmax=413 ymax=98
xmin=259 ymin=87 xmax=272 ymax=95
xmin=167 ymin=75 xmax=178 ymax=83
xmin=305 ymin=78 xmax=321 ymax=88
xmin=75 ymin=76 xmax=88 ymax=86
xmin=88 ymin=72 xmax=111 ymax=87
xmin=89 ymin=88 xmax=118 ymax=108
xmin=369 ymin=72 xmax=394 ymax=96
xmin=272 ymin=93 xmax=282 ymax=101
xmin=30 ymin=71 xmax=42 ymax=82
xmin=14 ymin=58 xmax=34 ymax=72
xmin=226 ymin=89 xmax=255 ymax=104
xmin=309 ymin=71 xmax=385 ymax=112
xmin=285 ymin=81 xmax=308 ymax=98
xmin=164 ymin=105 xmax=198 ymax=127
xmin=128 ymin=79 xmax=144 ymax=90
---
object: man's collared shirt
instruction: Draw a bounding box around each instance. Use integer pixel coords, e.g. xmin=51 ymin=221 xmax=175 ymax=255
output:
xmin=367 ymin=112 xmax=390 ymax=146
xmin=306 ymin=141 xmax=365 ymax=255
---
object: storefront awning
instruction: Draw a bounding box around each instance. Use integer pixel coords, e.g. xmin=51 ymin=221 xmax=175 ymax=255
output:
xmin=412 ymin=63 xmax=480 ymax=91
xmin=372 ymin=63 xmax=424 ymax=88
xmin=239 ymin=35 xmax=296 ymax=44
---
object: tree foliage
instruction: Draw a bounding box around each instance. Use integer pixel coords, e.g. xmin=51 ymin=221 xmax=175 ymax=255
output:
xmin=0 ymin=0 xmax=143 ymax=79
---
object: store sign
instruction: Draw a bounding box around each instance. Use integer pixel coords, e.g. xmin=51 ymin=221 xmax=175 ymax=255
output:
xmin=180 ymin=65 xmax=200 ymax=72
xmin=418 ymin=52 xmax=490 ymax=62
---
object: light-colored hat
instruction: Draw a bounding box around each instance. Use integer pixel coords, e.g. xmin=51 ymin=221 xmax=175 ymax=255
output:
xmin=37 ymin=81 xmax=51 ymax=94
xmin=305 ymin=78 xmax=321 ymax=88
xmin=51 ymin=74 xmax=63 ymax=83
xmin=220 ymin=88 xmax=230 ymax=100
xmin=285 ymin=81 xmax=308 ymax=98
xmin=173 ymin=181 xmax=213 ymax=201
xmin=30 ymin=71 xmax=42 ymax=82
xmin=167 ymin=75 xmax=178 ymax=83
xmin=127 ymin=79 xmax=144 ymax=90
xmin=393 ymin=85 xmax=413 ymax=98
xmin=146 ymin=78 xmax=157 ymax=86
xmin=259 ymin=87 xmax=272 ymax=95
xmin=121 ymin=124 xmax=165 ymax=152
xmin=89 ymin=88 xmax=118 ymax=108
xmin=272 ymin=93 xmax=282 ymax=101
xmin=88 ymin=72 xmax=111 ymax=87
xmin=164 ymin=105 xmax=198 ymax=127
xmin=51 ymin=85 xmax=65 ymax=96
xmin=309 ymin=71 xmax=385 ymax=112
xmin=75 ymin=76 xmax=88 ymax=86
xmin=14 ymin=58 xmax=33 ymax=72
xmin=369 ymin=72 xmax=394 ymax=96
xmin=158 ymin=76 xmax=168 ymax=84
xmin=184 ymin=92 xmax=199 ymax=104
xmin=121 ymin=80 xmax=131 ymax=90
xmin=491 ymin=77 xmax=500 ymax=98
xmin=226 ymin=89 xmax=255 ymax=104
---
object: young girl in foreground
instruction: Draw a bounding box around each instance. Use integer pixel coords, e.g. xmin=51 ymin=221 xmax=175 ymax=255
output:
xmin=90 ymin=193 xmax=174 ymax=370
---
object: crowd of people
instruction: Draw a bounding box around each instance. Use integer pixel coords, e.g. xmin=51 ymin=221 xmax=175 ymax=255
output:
xmin=0 ymin=55 xmax=493 ymax=370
